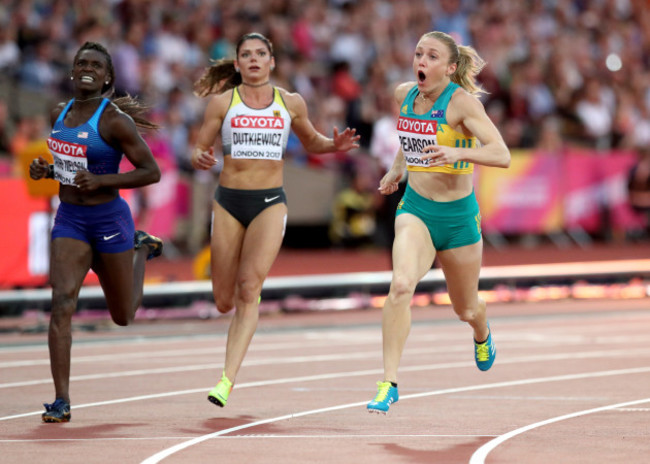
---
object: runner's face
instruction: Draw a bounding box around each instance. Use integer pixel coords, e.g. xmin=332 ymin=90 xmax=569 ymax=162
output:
xmin=72 ymin=50 xmax=110 ymax=93
xmin=236 ymin=39 xmax=274 ymax=80
xmin=412 ymin=37 xmax=455 ymax=90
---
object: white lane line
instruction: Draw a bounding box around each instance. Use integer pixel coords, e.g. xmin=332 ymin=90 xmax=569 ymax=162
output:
xmin=0 ymin=434 xmax=497 ymax=444
xmin=469 ymin=397 xmax=650 ymax=464
xmin=4 ymin=344 xmax=650 ymax=390
xmin=0 ymin=346 xmax=427 ymax=389
xmin=2 ymin=367 xmax=389 ymax=421
xmin=1 ymin=437 xmax=198 ymax=443
xmin=0 ymin=363 xmax=221 ymax=389
xmin=0 ymin=349 xmax=225 ymax=368
xmin=140 ymin=366 xmax=650 ymax=464
xmin=0 ymin=340 xmax=508 ymax=389
xmin=4 ymin=318 xmax=649 ymax=364
xmin=0 ymin=336 xmax=386 ymax=369
xmin=0 ymin=334 xmax=223 ymax=354
xmin=4 ymin=348 xmax=650 ymax=419
xmin=138 ymin=400 xmax=398 ymax=464
xmin=223 ymin=434 xmax=499 ymax=438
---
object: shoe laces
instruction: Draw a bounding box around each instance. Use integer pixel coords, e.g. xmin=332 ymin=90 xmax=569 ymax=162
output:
xmin=373 ymin=381 xmax=392 ymax=402
xmin=44 ymin=398 xmax=68 ymax=411
xmin=475 ymin=342 xmax=490 ymax=362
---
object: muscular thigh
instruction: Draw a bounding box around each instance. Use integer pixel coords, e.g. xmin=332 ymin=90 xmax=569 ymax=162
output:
xmin=211 ymin=200 xmax=245 ymax=292
xmin=50 ymin=237 xmax=93 ymax=297
xmin=392 ymin=213 xmax=436 ymax=284
xmin=92 ymin=249 xmax=135 ymax=311
xmin=239 ymin=202 xmax=288 ymax=283
xmin=437 ymin=240 xmax=483 ymax=308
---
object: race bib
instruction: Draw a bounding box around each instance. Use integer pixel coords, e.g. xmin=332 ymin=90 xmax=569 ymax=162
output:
xmin=47 ymin=137 xmax=88 ymax=185
xmin=397 ymin=116 xmax=438 ymax=169
xmin=230 ymin=115 xmax=284 ymax=161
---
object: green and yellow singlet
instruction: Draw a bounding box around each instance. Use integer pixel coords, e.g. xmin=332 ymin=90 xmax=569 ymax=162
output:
xmin=397 ymin=82 xmax=476 ymax=174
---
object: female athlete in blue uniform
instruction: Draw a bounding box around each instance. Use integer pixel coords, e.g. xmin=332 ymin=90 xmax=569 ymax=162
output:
xmin=29 ymin=42 xmax=163 ymax=422
xmin=191 ymin=32 xmax=360 ymax=408
xmin=367 ymin=31 xmax=511 ymax=413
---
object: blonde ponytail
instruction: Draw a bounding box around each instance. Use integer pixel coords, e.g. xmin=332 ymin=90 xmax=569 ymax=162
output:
xmin=453 ymin=45 xmax=487 ymax=96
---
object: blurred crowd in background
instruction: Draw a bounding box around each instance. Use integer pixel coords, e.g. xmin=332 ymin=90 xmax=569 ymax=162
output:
xmin=1 ymin=0 xmax=649 ymax=255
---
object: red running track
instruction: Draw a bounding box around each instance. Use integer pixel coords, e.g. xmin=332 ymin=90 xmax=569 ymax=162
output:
xmin=1 ymin=298 xmax=650 ymax=463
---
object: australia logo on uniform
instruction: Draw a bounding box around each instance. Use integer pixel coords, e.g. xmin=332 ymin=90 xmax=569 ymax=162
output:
xmin=431 ymin=110 xmax=444 ymax=118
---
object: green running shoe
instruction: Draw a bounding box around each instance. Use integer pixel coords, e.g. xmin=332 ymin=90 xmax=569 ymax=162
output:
xmin=208 ymin=372 xmax=233 ymax=407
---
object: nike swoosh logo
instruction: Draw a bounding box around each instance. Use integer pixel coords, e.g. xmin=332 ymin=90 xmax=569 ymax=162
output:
xmin=52 ymin=130 xmax=61 ymax=134
xmin=264 ymin=196 xmax=280 ymax=203
xmin=103 ymin=233 xmax=120 ymax=241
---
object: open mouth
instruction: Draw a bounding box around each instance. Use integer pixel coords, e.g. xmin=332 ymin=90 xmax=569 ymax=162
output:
xmin=80 ymin=76 xmax=95 ymax=83
xmin=418 ymin=71 xmax=426 ymax=83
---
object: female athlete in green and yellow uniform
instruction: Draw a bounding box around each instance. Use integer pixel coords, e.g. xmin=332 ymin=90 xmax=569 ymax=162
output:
xmin=367 ymin=31 xmax=511 ymax=414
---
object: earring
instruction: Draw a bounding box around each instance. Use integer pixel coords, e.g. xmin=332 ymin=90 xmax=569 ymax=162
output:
xmin=235 ymin=68 xmax=240 ymax=73
xmin=271 ymin=66 xmax=275 ymax=71
xmin=105 ymin=81 xmax=110 ymax=85
xmin=70 ymin=76 xmax=74 ymax=80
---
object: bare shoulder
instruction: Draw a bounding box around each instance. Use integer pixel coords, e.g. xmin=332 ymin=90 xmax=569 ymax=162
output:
xmin=52 ymin=101 xmax=67 ymax=115
xmin=95 ymin=100 xmax=143 ymax=144
xmin=104 ymin=100 xmax=136 ymax=126
xmin=210 ymin=88 xmax=235 ymax=105
xmin=50 ymin=101 xmax=67 ymax=125
xmin=395 ymin=81 xmax=416 ymax=105
xmin=276 ymin=87 xmax=308 ymax=118
xmin=277 ymin=87 xmax=306 ymax=108
xmin=449 ymin=87 xmax=484 ymax=113
xmin=204 ymin=89 xmax=234 ymax=117
xmin=448 ymin=88 xmax=485 ymax=122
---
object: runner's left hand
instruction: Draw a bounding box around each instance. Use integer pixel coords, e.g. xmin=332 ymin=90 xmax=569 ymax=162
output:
xmin=74 ymin=169 xmax=101 ymax=192
xmin=333 ymin=127 xmax=361 ymax=152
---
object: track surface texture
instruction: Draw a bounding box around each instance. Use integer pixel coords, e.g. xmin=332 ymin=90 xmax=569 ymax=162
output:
xmin=2 ymin=297 xmax=650 ymax=464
